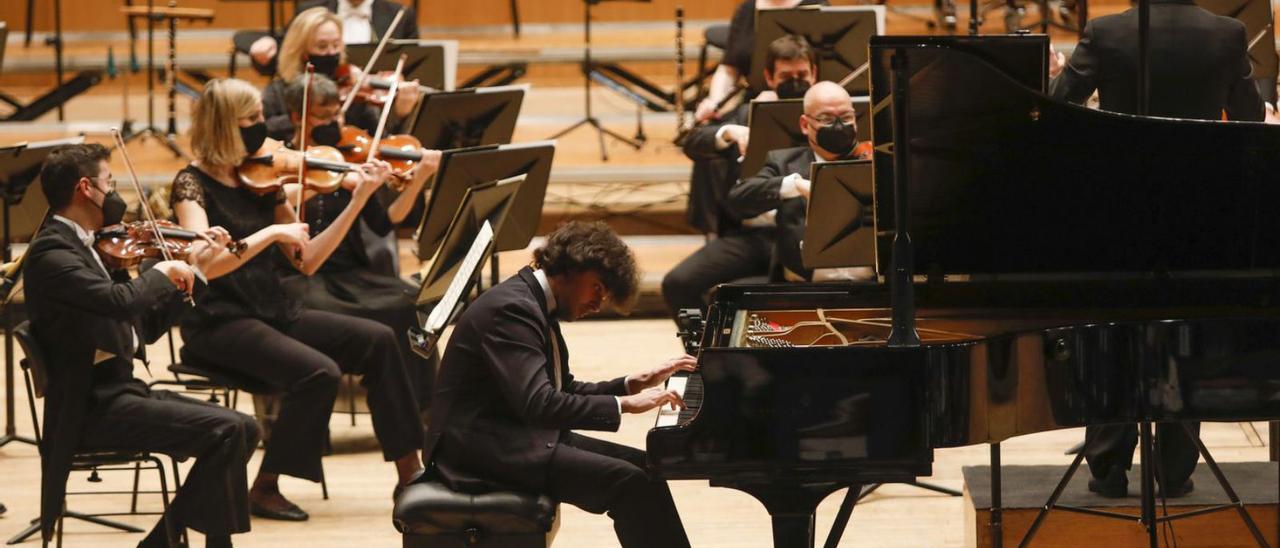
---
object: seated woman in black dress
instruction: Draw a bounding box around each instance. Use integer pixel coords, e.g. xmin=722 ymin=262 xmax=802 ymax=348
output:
xmin=262 ymin=7 xmax=422 ymax=142
xmin=170 ymin=77 xmax=424 ymax=522
xmin=279 ymin=72 xmax=443 ymax=412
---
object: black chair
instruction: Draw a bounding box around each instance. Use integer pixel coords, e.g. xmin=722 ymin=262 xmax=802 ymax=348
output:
xmin=229 ymin=30 xmax=276 ymax=79
xmin=8 ymin=321 xmax=174 ymax=548
xmin=159 ymin=344 xmax=330 ymax=499
xmin=393 ymin=476 xmax=559 ymax=548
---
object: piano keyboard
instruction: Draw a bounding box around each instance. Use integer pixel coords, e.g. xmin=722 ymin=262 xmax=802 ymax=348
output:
xmin=655 ymin=372 xmax=703 ymax=428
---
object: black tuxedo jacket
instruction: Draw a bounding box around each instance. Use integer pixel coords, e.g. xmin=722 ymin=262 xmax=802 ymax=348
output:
xmin=422 ymin=267 xmax=626 ymax=493
xmin=24 ymin=220 xmax=193 ymax=539
xmin=1050 ymin=0 xmax=1263 ymax=121
xmin=297 ymin=0 xmax=420 ymax=41
xmin=682 ymin=104 xmax=749 ymax=234
xmin=728 ymin=146 xmax=816 ymax=279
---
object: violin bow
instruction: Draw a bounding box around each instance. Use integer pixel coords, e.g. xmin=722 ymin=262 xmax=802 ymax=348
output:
xmin=110 ymin=127 xmax=194 ymax=304
xmin=292 ymin=63 xmax=315 ymax=269
xmin=338 ymin=7 xmax=407 ymax=120
xmin=368 ymin=54 xmax=407 ymax=168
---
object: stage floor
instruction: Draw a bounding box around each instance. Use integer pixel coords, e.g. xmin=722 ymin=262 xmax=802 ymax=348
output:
xmin=0 ymin=317 xmax=1272 ymax=547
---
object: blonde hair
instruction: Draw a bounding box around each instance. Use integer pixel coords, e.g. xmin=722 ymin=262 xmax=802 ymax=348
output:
xmin=190 ymin=78 xmax=262 ymax=168
xmin=278 ymin=7 xmax=345 ymax=82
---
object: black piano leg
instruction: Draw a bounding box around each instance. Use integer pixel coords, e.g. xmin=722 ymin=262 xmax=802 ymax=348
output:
xmin=822 ymin=484 xmax=862 ymax=548
xmin=738 ymin=483 xmax=844 ymax=548
xmin=1138 ymin=422 xmax=1158 ymax=548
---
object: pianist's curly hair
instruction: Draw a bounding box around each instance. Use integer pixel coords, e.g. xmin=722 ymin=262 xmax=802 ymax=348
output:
xmin=533 ymin=221 xmax=639 ymax=312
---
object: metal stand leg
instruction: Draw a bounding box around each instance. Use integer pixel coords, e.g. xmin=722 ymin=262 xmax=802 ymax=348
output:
xmin=991 ymin=442 xmax=1003 ymax=548
xmin=822 ymin=484 xmax=862 ymax=548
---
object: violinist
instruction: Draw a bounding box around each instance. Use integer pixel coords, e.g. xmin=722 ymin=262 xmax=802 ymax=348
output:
xmin=171 ymin=78 xmax=425 ymax=521
xmin=24 ymin=143 xmax=258 ymax=548
xmin=280 ymin=72 xmax=444 ymax=412
xmin=262 ymin=7 xmax=422 ymax=142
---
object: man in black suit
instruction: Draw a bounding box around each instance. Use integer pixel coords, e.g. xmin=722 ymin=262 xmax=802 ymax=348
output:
xmin=726 ymin=81 xmax=870 ymax=281
xmin=664 ymin=34 xmax=818 ymax=321
xmin=1049 ymin=0 xmax=1264 ymax=499
xmin=1050 ymin=0 xmax=1264 ymax=121
xmin=242 ymin=0 xmax=419 ymax=75
xmin=25 ymin=144 xmax=259 ymax=548
xmin=423 ymin=221 xmax=696 ymax=548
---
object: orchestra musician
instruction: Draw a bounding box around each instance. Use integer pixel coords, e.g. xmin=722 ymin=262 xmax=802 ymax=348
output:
xmin=1048 ymin=0 xmax=1265 ymax=498
xmin=170 ymin=78 xmax=424 ymax=521
xmin=694 ymin=0 xmax=826 ymax=123
xmin=25 ymin=143 xmax=258 ymax=548
xmin=240 ymin=0 xmax=419 ymax=77
xmin=665 ymin=34 xmax=818 ymax=321
xmin=726 ymin=81 xmax=871 ymax=282
xmin=278 ymin=72 xmax=444 ymax=412
xmin=421 ymin=221 xmax=696 ymax=548
xmin=261 ymin=7 xmax=422 ymax=143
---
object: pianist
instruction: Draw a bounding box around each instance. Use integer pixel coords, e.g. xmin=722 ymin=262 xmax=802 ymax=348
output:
xmin=726 ymin=81 xmax=872 ymax=282
xmin=420 ymin=221 xmax=697 ymax=548
xmin=1050 ymin=0 xmax=1263 ymax=498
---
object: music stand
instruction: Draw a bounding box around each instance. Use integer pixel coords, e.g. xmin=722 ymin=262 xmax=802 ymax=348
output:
xmin=414 ymin=141 xmax=554 ymax=262
xmin=0 ymin=137 xmax=82 ymax=449
xmin=547 ymin=0 xmax=644 ymax=162
xmin=750 ymin=6 xmax=885 ymax=96
xmin=1197 ymin=0 xmax=1279 ymax=103
xmin=410 ymin=85 xmax=526 ymax=149
xmin=408 ymin=176 xmax=525 ymax=356
xmin=346 ymin=40 xmax=456 ymax=93
xmin=739 ymin=96 xmax=871 ymax=178
xmin=802 ymin=159 xmax=876 ymax=270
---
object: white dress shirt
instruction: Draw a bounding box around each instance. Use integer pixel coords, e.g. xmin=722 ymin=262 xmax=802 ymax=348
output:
xmin=338 ymin=0 xmax=375 ymax=44
xmin=52 ymin=215 xmax=139 ymax=365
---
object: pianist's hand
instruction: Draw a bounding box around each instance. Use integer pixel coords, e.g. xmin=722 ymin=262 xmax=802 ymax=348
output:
xmin=620 ymin=387 xmax=687 ymax=414
xmin=625 ymin=354 xmax=698 ymax=394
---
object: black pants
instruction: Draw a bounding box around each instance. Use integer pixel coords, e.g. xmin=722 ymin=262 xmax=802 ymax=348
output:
xmin=80 ymin=389 xmax=259 ymax=537
xmin=182 ymin=309 xmax=422 ymax=482
xmin=546 ymin=433 xmax=690 ymax=548
xmin=661 ymin=227 xmax=774 ymax=320
xmin=1084 ymin=422 xmax=1201 ymax=487
xmin=298 ymin=270 xmax=439 ymax=410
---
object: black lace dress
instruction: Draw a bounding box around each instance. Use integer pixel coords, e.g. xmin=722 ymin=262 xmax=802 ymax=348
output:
xmin=169 ymin=165 xmax=303 ymax=331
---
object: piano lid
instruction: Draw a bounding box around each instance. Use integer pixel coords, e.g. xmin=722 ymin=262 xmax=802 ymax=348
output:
xmin=868 ymin=35 xmax=1280 ymax=277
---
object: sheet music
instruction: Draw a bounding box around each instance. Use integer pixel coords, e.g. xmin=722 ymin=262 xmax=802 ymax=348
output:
xmin=424 ymin=220 xmax=494 ymax=334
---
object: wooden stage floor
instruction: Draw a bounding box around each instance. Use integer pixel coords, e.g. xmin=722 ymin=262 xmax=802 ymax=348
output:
xmin=0 ymin=318 xmax=1273 ymax=547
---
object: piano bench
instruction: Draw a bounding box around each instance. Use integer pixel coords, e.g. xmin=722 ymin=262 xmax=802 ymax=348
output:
xmin=393 ymin=480 xmax=559 ymax=548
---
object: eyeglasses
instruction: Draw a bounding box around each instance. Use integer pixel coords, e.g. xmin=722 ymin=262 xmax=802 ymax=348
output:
xmin=87 ymin=175 xmax=116 ymax=193
xmin=805 ymin=113 xmax=857 ymax=126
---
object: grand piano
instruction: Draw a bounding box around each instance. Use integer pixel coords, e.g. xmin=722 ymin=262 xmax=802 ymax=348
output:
xmin=647 ymin=34 xmax=1280 ymax=548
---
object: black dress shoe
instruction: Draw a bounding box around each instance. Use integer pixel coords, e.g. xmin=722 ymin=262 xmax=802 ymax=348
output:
xmin=0 ymin=501 xmax=6 ymax=515
xmin=250 ymin=498 xmax=309 ymax=522
xmin=1087 ymin=466 xmax=1129 ymax=498
xmin=1157 ymin=478 xmax=1195 ymax=498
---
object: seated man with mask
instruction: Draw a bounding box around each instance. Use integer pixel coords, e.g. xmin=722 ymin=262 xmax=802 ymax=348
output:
xmin=664 ymin=34 xmax=818 ymax=321
xmin=726 ymin=81 xmax=871 ymax=282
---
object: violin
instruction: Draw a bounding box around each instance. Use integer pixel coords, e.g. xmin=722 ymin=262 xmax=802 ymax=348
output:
xmin=336 ymin=125 xmax=423 ymax=186
xmin=237 ymin=138 xmax=363 ymax=196
xmin=95 ymin=220 xmax=247 ymax=270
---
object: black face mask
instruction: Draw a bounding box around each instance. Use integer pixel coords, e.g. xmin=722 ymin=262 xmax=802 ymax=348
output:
xmin=308 ymin=53 xmax=340 ymax=77
xmin=239 ymin=121 xmax=268 ymax=155
xmin=814 ymin=118 xmax=857 ymax=158
xmin=310 ymin=121 xmax=342 ymax=147
xmin=94 ymin=187 xmax=128 ymax=227
xmin=775 ymin=78 xmax=811 ymax=100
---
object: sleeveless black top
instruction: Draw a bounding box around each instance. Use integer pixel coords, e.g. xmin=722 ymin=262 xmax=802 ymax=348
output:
xmin=170 ymin=165 xmax=302 ymax=329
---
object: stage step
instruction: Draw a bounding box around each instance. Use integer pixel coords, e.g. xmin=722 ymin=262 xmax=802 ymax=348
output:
xmin=963 ymin=462 xmax=1280 ymax=548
